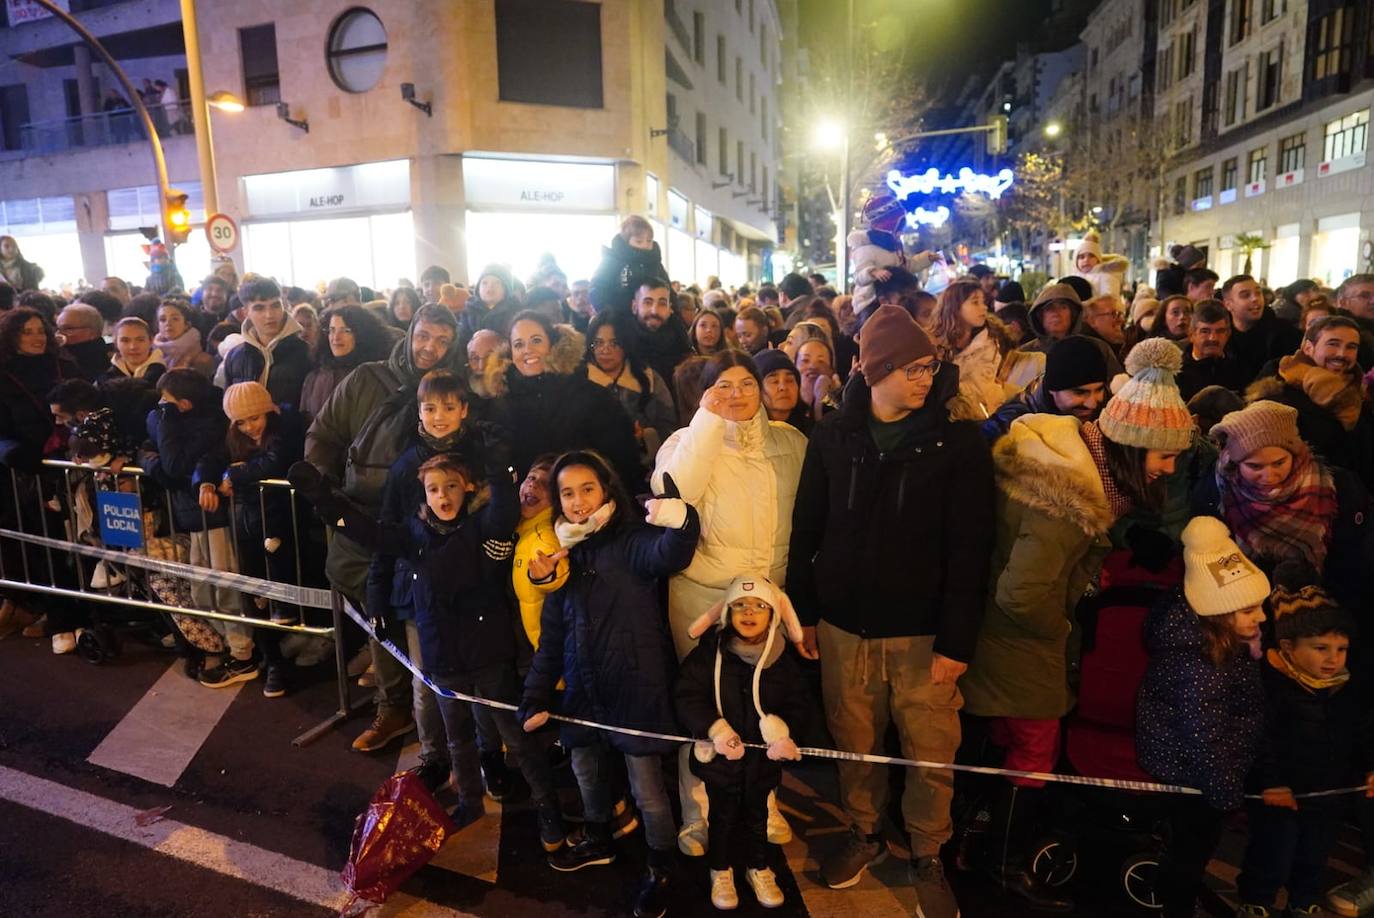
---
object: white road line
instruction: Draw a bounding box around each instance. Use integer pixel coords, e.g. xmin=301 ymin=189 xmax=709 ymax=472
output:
xmin=88 ymin=660 xmax=243 ymax=786
xmin=0 ymin=764 xmax=476 ymax=917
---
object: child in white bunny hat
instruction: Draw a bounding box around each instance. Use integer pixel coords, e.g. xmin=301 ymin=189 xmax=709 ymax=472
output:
xmin=675 ymin=575 xmax=811 ymax=910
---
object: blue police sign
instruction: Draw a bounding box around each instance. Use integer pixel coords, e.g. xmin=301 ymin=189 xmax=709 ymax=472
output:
xmin=97 ymin=491 xmax=143 ymax=549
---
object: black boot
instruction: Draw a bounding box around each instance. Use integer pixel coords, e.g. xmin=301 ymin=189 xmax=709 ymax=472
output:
xmin=983 ymin=785 xmax=1074 ymax=912
xmin=634 ymin=847 xmax=673 ymax=918
xmin=550 ymin=820 xmax=615 ymax=872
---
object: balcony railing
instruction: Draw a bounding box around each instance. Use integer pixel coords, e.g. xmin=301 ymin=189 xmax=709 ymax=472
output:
xmin=667 ymin=126 xmax=696 ymax=164
xmin=15 ymin=104 xmax=191 ymax=156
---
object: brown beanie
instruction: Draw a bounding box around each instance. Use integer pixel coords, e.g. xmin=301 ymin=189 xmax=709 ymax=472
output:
xmin=859 ymin=304 xmax=937 ymax=385
xmin=222 ymin=381 xmax=279 ymax=422
xmin=1210 ymin=401 xmax=1306 ymax=469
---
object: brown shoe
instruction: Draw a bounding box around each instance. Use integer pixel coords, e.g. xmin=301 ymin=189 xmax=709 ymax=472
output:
xmin=0 ymin=600 xmax=38 ymax=639
xmin=351 ymin=708 xmax=415 ymax=753
xmin=21 ymin=613 xmax=47 ymax=639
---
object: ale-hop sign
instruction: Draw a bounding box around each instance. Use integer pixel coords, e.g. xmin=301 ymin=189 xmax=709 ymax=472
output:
xmin=97 ymin=491 xmax=143 ymax=550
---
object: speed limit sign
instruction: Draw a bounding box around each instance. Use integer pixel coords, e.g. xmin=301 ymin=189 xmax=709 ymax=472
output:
xmin=205 ymin=213 xmax=239 ymax=254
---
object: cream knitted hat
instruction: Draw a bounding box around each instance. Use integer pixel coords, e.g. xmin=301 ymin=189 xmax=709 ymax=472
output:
xmin=1181 ymin=516 xmax=1271 ymax=616
xmin=1097 ymin=338 xmax=1194 ymax=450
xmin=1076 ymin=231 xmax=1103 ymax=260
xmin=222 ymin=381 xmax=278 ymax=422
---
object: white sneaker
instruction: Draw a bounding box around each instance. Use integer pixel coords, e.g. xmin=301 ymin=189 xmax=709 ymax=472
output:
xmin=51 ymin=631 xmax=77 ymax=654
xmin=766 ymin=793 xmax=792 ymax=844
xmin=678 ymin=819 xmax=708 ymax=857
xmin=746 ymin=867 xmax=785 ymax=908
xmin=710 ymin=867 xmax=738 ymax=910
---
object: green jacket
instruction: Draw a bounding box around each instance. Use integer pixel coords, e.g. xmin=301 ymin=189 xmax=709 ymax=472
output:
xmin=960 ymin=414 xmax=1115 ymax=720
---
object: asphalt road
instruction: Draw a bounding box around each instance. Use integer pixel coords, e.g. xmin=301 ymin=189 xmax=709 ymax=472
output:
xmin=0 ymin=605 xmax=1354 ymax=917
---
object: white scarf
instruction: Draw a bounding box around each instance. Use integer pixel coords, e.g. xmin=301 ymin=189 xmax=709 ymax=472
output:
xmin=554 ymin=501 xmax=617 ymax=548
xmin=111 ymin=348 xmax=166 ymax=379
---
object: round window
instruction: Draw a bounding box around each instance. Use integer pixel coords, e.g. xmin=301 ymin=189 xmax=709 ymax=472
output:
xmin=327 ymin=8 xmax=387 ymax=93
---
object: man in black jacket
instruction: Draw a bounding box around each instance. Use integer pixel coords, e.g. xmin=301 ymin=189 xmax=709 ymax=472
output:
xmin=1176 ymin=300 xmax=1250 ymax=401
xmin=1222 ymin=274 xmax=1302 ymax=384
xmin=627 ymin=280 xmax=691 ymax=387
xmin=787 ymin=304 xmax=994 ymax=917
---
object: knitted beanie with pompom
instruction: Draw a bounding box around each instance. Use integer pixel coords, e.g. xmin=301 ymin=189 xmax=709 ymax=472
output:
xmin=1181 ymin=516 xmax=1271 ymax=616
xmin=1097 ymin=338 xmax=1194 ymax=450
xmin=1076 ymin=231 xmax=1102 ymax=260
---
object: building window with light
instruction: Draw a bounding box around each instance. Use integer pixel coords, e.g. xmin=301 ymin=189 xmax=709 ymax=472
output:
xmin=1257 ymin=44 xmax=1283 ymax=111
xmin=1313 ymin=8 xmax=1352 ymax=81
xmin=1278 ymin=132 xmax=1306 ymax=173
xmin=1323 ymin=110 xmax=1368 ymax=162
xmin=1194 ymin=167 xmax=1213 ymax=199
xmin=1248 ymin=146 xmax=1268 ymax=183
xmin=1223 ymin=67 xmax=1244 ymax=126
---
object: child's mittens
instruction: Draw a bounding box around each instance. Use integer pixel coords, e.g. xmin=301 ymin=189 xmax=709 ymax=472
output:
xmin=760 ymin=714 xmax=801 ymax=762
xmin=693 ymin=740 xmax=717 ymax=764
xmin=709 ymin=718 xmax=746 ymax=761
xmin=522 ymin=711 xmax=550 ymax=733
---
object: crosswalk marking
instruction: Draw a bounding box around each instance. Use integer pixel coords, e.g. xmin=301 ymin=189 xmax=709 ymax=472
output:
xmin=87 ymin=660 xmax=243 ymax=786
xmin=0 ymin=763 xmax=476 ymax=917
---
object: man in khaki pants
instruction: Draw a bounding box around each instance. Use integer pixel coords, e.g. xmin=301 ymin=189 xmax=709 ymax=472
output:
xmin=786 ymin=304 xmax=994 ymax=918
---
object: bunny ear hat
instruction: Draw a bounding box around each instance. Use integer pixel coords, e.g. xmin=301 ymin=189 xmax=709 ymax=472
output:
xmin=689 ymin=575 xmax=801 ymax=763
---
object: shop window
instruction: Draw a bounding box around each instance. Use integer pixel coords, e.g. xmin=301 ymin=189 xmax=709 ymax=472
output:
xmin=1194 ymin=167 xmax=1213 ymax=199
xmin=239 ymin=24 xmax=280 ymax=106
xmin=1248 ymin=145 xmax=1267 ymax=183
xmin=0 ymin=84 xmax=30 ymax=152
xmin=1256 ymin=43 xmax=1282 ymax=110
xmin=1278 ymin=132 xmax=1305 ymax=173
xmin=496 ymin=0 xmax=603 ymax=108
xmin=696 ymin=112 xmax=707 ymax=165
xmin=1221 ymin=156 xmax=1238 ymax=190
xmin=1313 ymin=9 xmax=1352 ymax=81
xmin=1324 ymin=109 xmax=1368 ymax=161
xmin=326 ymin=8 xmax=387 ymax=94
xmin=1173 ymin=176 xmax=1188 ymax=214
xmin=1229 ymin=0 xmax=1251 ymax=46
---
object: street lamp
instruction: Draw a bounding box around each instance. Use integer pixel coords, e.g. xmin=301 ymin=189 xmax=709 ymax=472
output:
xmin=202 ymin=90 xmax=245 ymax=219
xmin=813 ymin=117 xmax=850 ymax=283
xmin=1044 ymin=121 xmax=1062 ymax=139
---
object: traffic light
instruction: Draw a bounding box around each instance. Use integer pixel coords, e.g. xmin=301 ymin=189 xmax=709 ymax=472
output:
xmin=163 ymin=188 xmax=191 ymax=246
xmin=987 ymin=115 xmax=1008 ymax=156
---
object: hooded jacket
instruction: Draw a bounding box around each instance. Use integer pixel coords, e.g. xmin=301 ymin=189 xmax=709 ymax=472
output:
xmin=1135 ymin=591 xmax=1264 ymax=809
xmin=458 ymin=264 xmax=523 ymax=344
xmin=305 ymin=316 xmax=465 ymax=512
xmin=785 ymin=366 xmax=994 ymax=659
xmin=590 ymin=235 xmax=668 ymax=316
xmin=482 ymin=331 xmax=643 ymax=489
xmin=848 ymin=228 xmax=906 ymax=316
xmin=960 ymin=414 xmax=1115 ymax=719
xmin=1022 ymin=288 xmax=1125 ymax=377
xmin=221 ymin=314 xmax=312 ymax=407
xmin=520 ymin=508 xmax=701 ymax=756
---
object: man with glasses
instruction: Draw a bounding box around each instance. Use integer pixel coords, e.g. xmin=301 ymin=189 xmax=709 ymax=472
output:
xmin=55 ymin=303 xmax=112 ymax=380
xmin=787 ymin=304 xmax=994 ymax=917
xmin=628 ymin=279 xmax=691 ymax=389
xmin=1080 ymin=294 xmax=1127 ymax=361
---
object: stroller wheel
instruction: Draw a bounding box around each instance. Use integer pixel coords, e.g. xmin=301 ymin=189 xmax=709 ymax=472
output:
xmin=1120 ymin=852 xmax=1163 ymax=910
xmin=1030 ymin=837 xmax=1079 ymax=888
xmin=77 ymin=625 xmax=122 ymax=665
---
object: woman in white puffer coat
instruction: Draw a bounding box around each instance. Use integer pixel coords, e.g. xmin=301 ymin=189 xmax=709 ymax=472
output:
xmin=651 ymin=348 xmax=807 ymax=859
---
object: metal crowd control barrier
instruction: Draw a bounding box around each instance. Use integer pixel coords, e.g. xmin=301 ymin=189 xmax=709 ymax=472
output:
xmin=0 ymin=461 xmax=370 ymax=746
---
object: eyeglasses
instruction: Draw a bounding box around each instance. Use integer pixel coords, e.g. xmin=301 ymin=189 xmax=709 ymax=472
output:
xmin=714 ymin=379 xmax=760 ymax=395
xmin=903 ymin=361 xmax=941 ymax=381
xmin=592 ymin=338 xmax=622 ymax=350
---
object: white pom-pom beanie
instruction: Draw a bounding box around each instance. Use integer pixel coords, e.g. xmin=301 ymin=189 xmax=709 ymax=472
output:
xmin=1181 ymin=516 xmax=1271 ymax=616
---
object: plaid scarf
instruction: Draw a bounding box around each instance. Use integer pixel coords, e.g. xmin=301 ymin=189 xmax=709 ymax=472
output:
xmin=1219 ymin=445 xmax=1338 ymax=571
xmin=1080 ymin=421 xmax=1132 ymax=520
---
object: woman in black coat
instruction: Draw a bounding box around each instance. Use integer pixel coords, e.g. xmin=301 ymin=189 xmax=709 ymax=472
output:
xmin=0 ymin=307 xmax=85 ymax=648
xmin=483 ymin=311 xmax=644 ymax=491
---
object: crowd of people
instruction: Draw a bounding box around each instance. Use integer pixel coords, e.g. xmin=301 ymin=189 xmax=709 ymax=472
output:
xmin=4 ymin=218 xmax=1374 ymax=918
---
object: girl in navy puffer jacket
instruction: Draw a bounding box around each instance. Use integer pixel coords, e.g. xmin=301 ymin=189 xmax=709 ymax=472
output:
xmin=1136 ymin=517 xmax=1270 ymax=918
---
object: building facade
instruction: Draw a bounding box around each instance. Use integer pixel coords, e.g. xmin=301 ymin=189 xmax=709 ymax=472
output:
xmin=0 ymin=0 xmax=786 ymax=292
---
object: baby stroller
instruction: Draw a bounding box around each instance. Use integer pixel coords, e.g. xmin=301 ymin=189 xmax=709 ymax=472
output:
xmin=1027 ymin=547 xmax=1182 ymax=911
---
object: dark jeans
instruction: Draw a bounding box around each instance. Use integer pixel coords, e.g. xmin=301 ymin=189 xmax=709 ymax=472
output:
xmin=706 ymin=779 xmax=770 ymax=871
xmin=1157 ymin=794 xmax=1227 ymax=918
xmin=1238 ymin=799 xmax=1340 ymax=909
xmin=571 ymin=743 xmax=676 ymax=851
xmin=430 ymin=663 xmax=554 ymax=805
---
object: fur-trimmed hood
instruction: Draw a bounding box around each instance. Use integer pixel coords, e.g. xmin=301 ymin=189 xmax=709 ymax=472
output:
xmin=472 ymin=324 xmax=586 ymax=399
xmin=992 ymin=413 xmax=1114 ymax=536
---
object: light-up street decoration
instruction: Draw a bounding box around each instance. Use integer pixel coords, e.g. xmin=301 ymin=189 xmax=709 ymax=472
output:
xmin=884 ymin=166 xmax=1016 ymax=228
